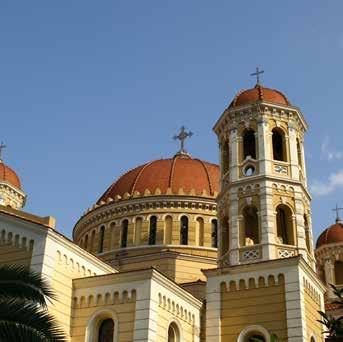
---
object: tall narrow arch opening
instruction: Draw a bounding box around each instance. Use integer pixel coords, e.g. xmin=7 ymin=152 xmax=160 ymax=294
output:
xmin=242 ymin=206 xmax=259 ymax=246
xmin=221 ymin=217 xmax=229 ymax=256
xmin=180 ymin=216 xmax=188 ymax=245
xmin=335 ymin=261 xmax=343 ymax=285
xmin=90 ymin=230 xmax=96 ymax=253
xmin=121 ymin=219 xmax=128 ymax=248
xmin=243 ymin=129 xmax=256 ymax=160
xmin=272 ymin=128 xmax=287 ymax=161
xmin=168 ymin=322 xmax=180 ymax=342
xmin=211 ymin=219 xmax=218 ymax=248
xmin=149 ymin=216 xmax=157 ymax=245
xmin=98 ymin=226 xmax=105 ymax=253
xmin=164 ymin=215 xmax=173 ymax=244
xmin=222 ymin=141 xmax=230 ymax=174
xmin=98 ymin=318 xmax=114 ymax=342
xmin=304 ymin=214 xmax=311 ymax=252
xmin=195 ymin=217 xmax=204 ymax=246
xmin=276 ymin=205 xmax=294 ymax=245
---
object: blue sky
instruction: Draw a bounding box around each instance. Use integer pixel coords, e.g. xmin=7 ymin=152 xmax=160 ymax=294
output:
xmin=0 ymin=1 xmax=342 ymax=239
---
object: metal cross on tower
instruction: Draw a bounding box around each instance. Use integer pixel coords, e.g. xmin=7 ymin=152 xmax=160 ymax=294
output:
xmin=250 ymin=67 xmax=264 ymax=85
xmin=173 ymin=126 xmax=193 ymax=156
xmin=332 ymin=204 xmax=343 ymax=223
xmin=0 ymin=142 xmax=6 ymax=162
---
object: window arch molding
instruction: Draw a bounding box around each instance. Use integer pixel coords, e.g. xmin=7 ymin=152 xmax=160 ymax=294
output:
xmin=237 ymin=325 xmax=270 ymax=342
xmin=85 ymin=308 xmax=119 ymax=342
xmin=165 ymin=318 xmax=183 ymax=342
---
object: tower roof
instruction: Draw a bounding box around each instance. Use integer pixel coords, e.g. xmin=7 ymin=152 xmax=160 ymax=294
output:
xmin=229 ymin=84 xmax=291 ymax=108
xmin=316 ymin=222 xmax=343 ymax=248
xmin=0 ymin=161 xmax=21 ymax=190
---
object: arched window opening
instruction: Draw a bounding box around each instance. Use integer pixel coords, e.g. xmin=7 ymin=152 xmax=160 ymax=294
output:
xmin=246 ymin=334 xmax=265 ymax=342
xmin=222 ymin=142 xmax=230 ymax=174
xmin=297 ymin=139 xmax=303 ymax=168
xmin=164 ymin=215 xmax=173 ymax=244
xmin=149 ymin=216 xmax=157 ymax=245
xmin=195 ymin=217 xmax=204 ymax=246
xmin=304 ymin=215 xmax=311 ymax=252
xmin=335 ymin=261 xmax=343 ymax=285
xmin=221 ymin=217 xmax=229 ymax=256
xmin=276 ymin=205 xmax=294 ymax=245
xmin=121 ymin=220 xmax=128 ymax=248
xmin=242 ymin=206 xmax=259 ymax=246
xmin=168 ymin=322 xmax=180 ymax=342
xmin=98 ymin=226 xmax=105 ymax=253
xmin=98 ymin=318 xmax=114 ymax=342
xmin=243 ymin=129 xmax=256 ymax=160
xmin=272 ymin=128 xmax=286 ymax=161
xmin=310 ymin=337 xmax=316 ymax=342
xmin=180 ymin=216 xmax=188 ymax=245
xmin=84 ymin=234 xmax=88 ymax=250
xmin=211 ymin=219 xmax=218 ymax=248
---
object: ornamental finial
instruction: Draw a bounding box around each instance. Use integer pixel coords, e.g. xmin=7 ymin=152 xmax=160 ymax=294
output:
xmin=173 ymin=126 xmax=193 ymax=157
xmin=250 ymin=67 xmax=264 ymax=86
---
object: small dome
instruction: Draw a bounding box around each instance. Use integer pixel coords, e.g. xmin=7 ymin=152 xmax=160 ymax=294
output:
xmin=0 ymin=161 xmax=21 ymax=189
xmin=316 ymin=222 xmax=343 ymax=248
xmin=97 ymin=155 xmax=219 ymax=202
xmin=229 ymin=84 xmax=291 ymax=108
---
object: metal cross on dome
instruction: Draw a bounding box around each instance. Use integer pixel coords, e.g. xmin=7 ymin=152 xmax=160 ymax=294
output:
xmin=332 ymin=204 xmax=343 ymax=223
xmin=250 ymin=67 xmax=264 ymax=85
xmin=173 ymin=126 xmax=193 ymax=156
xmin=0 ymin=142 xmax=6 ymax=161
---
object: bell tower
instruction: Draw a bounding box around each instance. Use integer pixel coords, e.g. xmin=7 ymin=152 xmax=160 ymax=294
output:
xmin=214 ymin=74 xmax=315 ymax=269
xmin=204 ymin=74 xmax=325 ymax=342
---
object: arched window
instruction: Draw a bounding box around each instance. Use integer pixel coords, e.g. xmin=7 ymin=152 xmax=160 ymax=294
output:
xmin=164 ymin=215 xmax=173 ymax=244
xmin=276 ymin=205 xmax=294 ymax=245
xmin=84 ymin=234 xmax=88 ymax=250
xmin=246 ymin=334 xmax=265 ymax=342
xmin=149 ymin=216 xmax=157 ymax=245
xmin=222 ymin=142 xmax=230 ymax=174
xmin=98 ymin=226 xmax=105 ymax=253
xmin=272 ymin=128 xmax=286 ymax=161
xmin=297 ymin=138 xmax=303 ymax=168
xmin=310 ymin=337 xmax=316 ymax=342
xmin=335 ymin=261 xmax=343 ymax=285
xmin=243 ymin=129 xmax=256 ymax=160
xmin=98 ymin=318 xmax=114 ymax=342
xmin=180 ymin=216 xmax=188 ymax=245
xmin=221 ymin=217 xmax=229 ymax=256
xmin=168 ymin=322 xmax=180 ymax=342
xmin=195 ymin=217 xmax=204 ymax=246
xmin=242 ymin=206 xmax=259 ymax=246
xmin=211 ymin=219 xmax=218 ymax=248
xmin=238 ymin=326 xmax=269 ymax=342
xmin=121 ymin=220 xmax=128 ymax=248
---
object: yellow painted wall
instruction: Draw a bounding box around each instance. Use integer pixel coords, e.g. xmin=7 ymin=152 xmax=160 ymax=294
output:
xmin=220 ymin=277 xmax=288 ymax=341
xmin=304 ymin=286 xmax=323 ymax=340
xmin=0 ymin=243 xmax=32 ymax=267
xmin=71 ymin=292 xmax=136 ymax=342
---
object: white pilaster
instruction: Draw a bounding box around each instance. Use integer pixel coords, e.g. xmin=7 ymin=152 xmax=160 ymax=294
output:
xmin=205 ymin=278 xmax=221 ymax=342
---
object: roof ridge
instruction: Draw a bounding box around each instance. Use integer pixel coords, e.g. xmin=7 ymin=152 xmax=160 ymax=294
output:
xmin=196 ymin=159 xmax=213 ymax=195
xmin=131 ymin=159 xmax=160 ymax=195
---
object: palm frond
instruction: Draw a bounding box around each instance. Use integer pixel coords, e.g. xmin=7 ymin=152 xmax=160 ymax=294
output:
xmin=0 ymin=299 xmax=65 ymax=341
xmin=0 ymin=265 xmax=56 ymax=306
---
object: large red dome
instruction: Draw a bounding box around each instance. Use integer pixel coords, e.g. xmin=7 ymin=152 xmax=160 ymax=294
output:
xmin=229 ymin=84 xmax=290 ymax=108
xmin=98 ymin=155 xmax=219 ymax=202
xmin=316 ymin=222 xmax=343 ymax=248
xmin=0 ymin=162 xmax=21 ymax=189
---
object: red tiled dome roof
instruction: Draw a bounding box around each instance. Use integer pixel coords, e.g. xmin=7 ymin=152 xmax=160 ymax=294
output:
xmin=0 ymin=162 xmax=21 ymax=189
xmin=98 ymin=155 xmax=219 ymax=202
xmin=229 ymin=84 xmax=290 ymax=108
xmin=316 ymin=222 xmax=343 ymax=248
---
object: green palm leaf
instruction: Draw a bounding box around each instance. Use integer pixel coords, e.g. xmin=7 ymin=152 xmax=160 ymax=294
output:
xmin=0 ymin=299 xmax=65 ymax=341
xmin=0 ymin=265 xmax=56 ymax=307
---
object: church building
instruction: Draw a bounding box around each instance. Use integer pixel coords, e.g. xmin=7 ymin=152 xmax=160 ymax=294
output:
xmin=0 ymin=76 xmax=330 ymax=341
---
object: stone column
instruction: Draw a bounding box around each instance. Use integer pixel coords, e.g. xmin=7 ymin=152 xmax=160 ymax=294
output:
xmin=229 ymin=189 xmax=239 ymax=265
xmin=229 ymin=128 xmax=239 ymax=182
xmin=294 ymin=191 xmax=308 ymax=262
xmin=288 ymin=123 xmax=300 ymax=180
xmin=257 ymin=118 xmax=271 ymax=175
xmin=205 ymin=278 xmax=221 ymax=342
xmin=324 ymin=258 xmax=335 ymax=298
